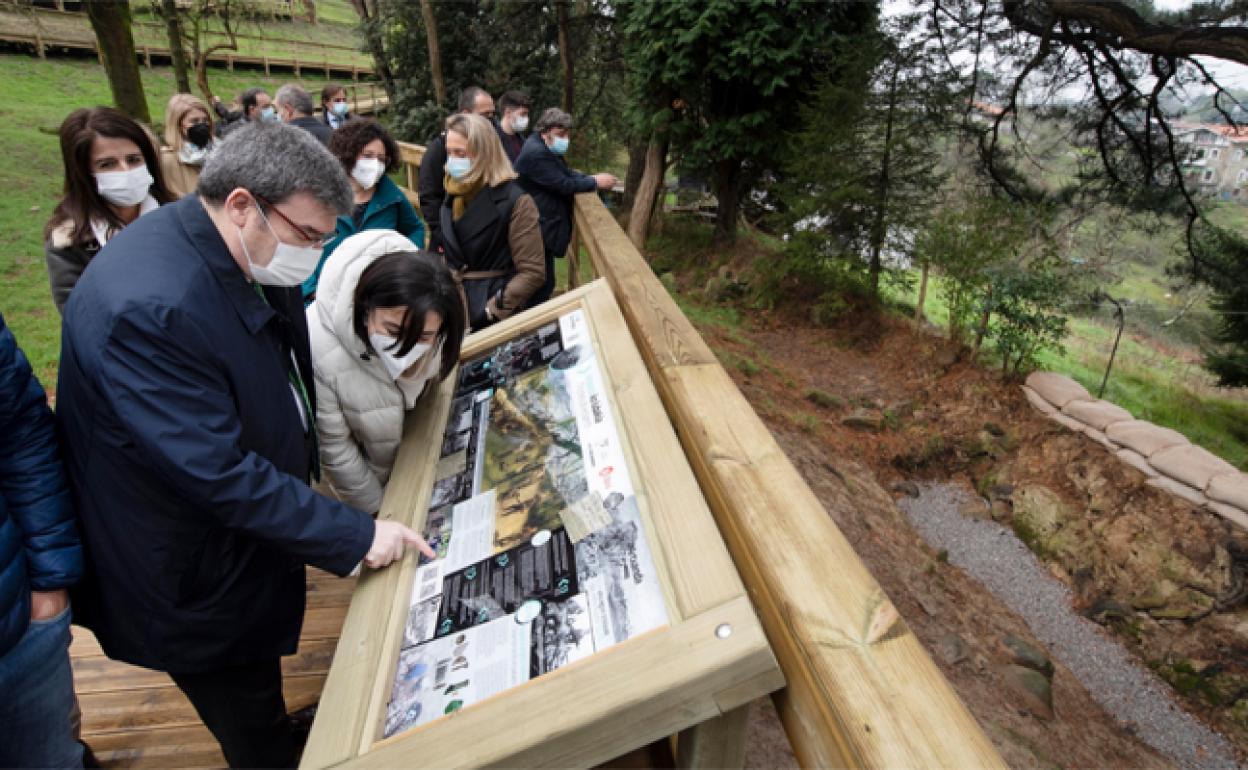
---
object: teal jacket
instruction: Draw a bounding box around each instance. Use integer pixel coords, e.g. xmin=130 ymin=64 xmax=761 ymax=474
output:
xmin=302 ymin=175 xmax=426 ymax=301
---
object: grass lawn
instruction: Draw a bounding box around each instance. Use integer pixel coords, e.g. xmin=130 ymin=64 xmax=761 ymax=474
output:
xmin=0 ymin=53 xmax=341 ymax=386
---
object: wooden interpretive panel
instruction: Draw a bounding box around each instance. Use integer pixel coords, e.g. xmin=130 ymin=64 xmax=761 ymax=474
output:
xmin=302 ymin=281 xmax=782 ymax=769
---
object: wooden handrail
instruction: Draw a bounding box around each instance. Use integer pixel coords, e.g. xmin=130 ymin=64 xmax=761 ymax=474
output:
xmin=571 ymin=192 xmax=1005 ymax=768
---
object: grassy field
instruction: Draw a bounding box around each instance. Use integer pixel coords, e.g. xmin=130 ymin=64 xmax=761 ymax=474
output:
xmin=0 ymin=53 xmax=341 ymax=385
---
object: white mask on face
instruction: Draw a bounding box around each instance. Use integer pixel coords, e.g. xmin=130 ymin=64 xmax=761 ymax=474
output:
xmin=369 ymin=334 xmax=432 ymax=380
xmin=178 ymin=142 xmax=211 ymax=167
xmin=513 ymin=114 xmax=529 ymax=132
xmin=351 ymin=157 xmax=385 ymax=189
xmin=96 ymin=166 xmax=154 ymax=207
xmin=237 ymin=203 xmax=323 ymax=287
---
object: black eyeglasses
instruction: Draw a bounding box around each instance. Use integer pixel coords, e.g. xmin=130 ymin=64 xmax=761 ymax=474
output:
xmin=253 ymin=193 xmax=334 ymax=247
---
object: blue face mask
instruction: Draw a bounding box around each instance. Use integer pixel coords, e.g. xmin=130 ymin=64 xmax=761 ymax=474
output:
xmin=331 ymin=101 xmax=349 ymax=118
xmin=446 ymin=156 xmax=473 ymax=180
xmin=260 ymin=106 xmax=278 ymax=123
xmin=549 ymin=136 xmax=570 ymax=155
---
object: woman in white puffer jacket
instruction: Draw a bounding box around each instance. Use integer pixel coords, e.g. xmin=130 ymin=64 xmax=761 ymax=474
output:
xmin=308 ymin=229 xmax=466 ymax=513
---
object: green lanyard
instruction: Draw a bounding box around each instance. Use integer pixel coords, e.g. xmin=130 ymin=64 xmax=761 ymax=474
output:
xmin=251 ymin=282 xmax=320 ymax=481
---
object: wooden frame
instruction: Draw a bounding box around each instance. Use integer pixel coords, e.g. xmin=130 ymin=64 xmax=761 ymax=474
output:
xmin=303 ymin=281 xmax=782 ymax=769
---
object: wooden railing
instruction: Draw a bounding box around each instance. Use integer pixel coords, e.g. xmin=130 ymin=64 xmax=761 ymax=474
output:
xmin=394 ymin=142 xmax=1005 ymax=767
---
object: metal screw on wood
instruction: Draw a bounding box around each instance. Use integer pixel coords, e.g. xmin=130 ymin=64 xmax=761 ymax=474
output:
xmin=715 ymin=623 xmax=732 ymax=639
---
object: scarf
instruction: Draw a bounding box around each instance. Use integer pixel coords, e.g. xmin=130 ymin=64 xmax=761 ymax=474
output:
xmin=444 ymin=173 xmax=486 ymax=222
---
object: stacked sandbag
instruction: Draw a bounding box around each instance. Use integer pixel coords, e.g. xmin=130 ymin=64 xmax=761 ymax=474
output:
xmin=1021 ymin=371 xmax=1248 ymax=531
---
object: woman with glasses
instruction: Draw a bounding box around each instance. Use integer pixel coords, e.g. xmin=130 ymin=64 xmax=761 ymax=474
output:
xmin=44 ymin=107 xmax=174 ymax=315
xmin=300 ymin=118 xmax=426 ymax=303
xmin=307 ymin=230 xmax=465 ymax=513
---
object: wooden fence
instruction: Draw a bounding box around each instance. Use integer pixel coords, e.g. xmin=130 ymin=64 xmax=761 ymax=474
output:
xmin=394 ymin=140 xmax=1005 ymax=768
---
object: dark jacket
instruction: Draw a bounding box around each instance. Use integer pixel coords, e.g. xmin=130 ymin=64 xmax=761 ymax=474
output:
xmin=440 ymin=183 xmax=545 ymax=324
xmin=301 ymin=175 xmax=426 ymax=301
xmin=43 ymin=223 xmax=100 ymax=315
xmin=56 ymin=195 xmax=375 ymax=673
xmin=417 ymin=133 xmax=449 ymax=253
xmin=289 ymin=115 xmax=332 ymax=147
xmin=494 ymin=120 xmax=525 ymax=164
xmin=0 ymin=313 xmax=82 ymax=658
xmin=514 ymin=134 xmax=597 ymax=257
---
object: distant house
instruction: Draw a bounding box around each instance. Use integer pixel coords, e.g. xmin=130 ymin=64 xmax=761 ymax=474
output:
xmin=1175 ymin=124 xmax=1248 ymax=202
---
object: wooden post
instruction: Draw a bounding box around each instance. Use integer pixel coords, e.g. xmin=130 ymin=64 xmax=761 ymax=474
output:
xmin=34 ymin=31 xmax=46 ymax=59
xmin=264 ymin=55 xmax=270 ymax=76
xmin=352 ymin=65 xmax=359 ymax=83
xmin=566 ymin=225 xmax=581 ymax=290
xmin=226 ymin=53 xmax=233 ymax=72
xmin=675 ymin=706 xmax=749 ymax=769
xmin=143 ymin=45 xmax=151 ymax=68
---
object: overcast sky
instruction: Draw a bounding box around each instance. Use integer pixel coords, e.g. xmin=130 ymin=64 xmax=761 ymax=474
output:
xmin=1146 ymin=0 xmax=1248 ymax=89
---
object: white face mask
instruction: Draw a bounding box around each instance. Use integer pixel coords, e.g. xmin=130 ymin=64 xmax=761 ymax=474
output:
xmin=513 ymin=114 xmax=529 ymax=132
xmin=178 ymin=142 xmax=211 ymax=167
xmin=96 ymin=166 xmax=153 ymax=207
xmin=369 ymin=335 xmax=431 ymax=380
xmin=351 ymin=157 xmax=385 ymax=190
xmin=237 ymin=203 xmax=323 ymax=287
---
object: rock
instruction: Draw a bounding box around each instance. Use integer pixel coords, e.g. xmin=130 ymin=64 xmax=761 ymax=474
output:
xmin=1010 ymin=485 xmax=1069 ymax=550
xmin=933 ymin=633 xmax=970 ymax=666
xmin=990 ymin=483 xmax=1015 ymax=500
xmin=1001 ymin=664 xmax=1054 ymax=720
xmin=1002 ymin=636 xmax=1055 ymax=678
xmin=841 ymin=409 xmax=883 ymax=432
xmin=958 ymin=499 xmax=991 ymax=520
xmin=892 ymin=479 xmax=920 ymax=498
xmin=1085 ymin=598 xmax=1134 ymax=623
xmin=934 ymin=344 xmax=961 ymax=368
xmin=991 ymin=499 xmax=1012 ymax=521
xmin=703 ymin=275 xmax=731 ymax=302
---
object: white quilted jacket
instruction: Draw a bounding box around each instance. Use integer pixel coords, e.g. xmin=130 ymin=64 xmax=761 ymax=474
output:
xmin=307 ymin=229 xmax=439 ymax=513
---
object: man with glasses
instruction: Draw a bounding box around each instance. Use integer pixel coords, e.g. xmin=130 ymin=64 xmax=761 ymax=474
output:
xmin=55 ymin=122 xmax=433 ymax=768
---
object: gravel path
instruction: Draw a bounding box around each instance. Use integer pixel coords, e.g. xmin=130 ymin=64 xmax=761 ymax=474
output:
xmin=898 ymin=482 xmax=1243 ymax=770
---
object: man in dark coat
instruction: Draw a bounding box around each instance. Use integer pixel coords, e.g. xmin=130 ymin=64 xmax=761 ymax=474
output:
xmin=418 ymin=86 xmax=495 ymax=253
xmin=493 ymin=90 xmax=532 ymax=163
xmin=0 ymin=313 xmax=84 ymax=768
xmin=56 ymin=123 xmax=431 ymax=768
xmin=513 ymin=107 xmax=617 ymax=306
xmin=276 ymin=84 xmax=332 ymax=146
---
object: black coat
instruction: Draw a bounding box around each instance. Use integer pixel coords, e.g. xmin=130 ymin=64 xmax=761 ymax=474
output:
xmin=289 ymin=115 xmax=332 ymax=146
xmin=56 ymin=196 xmax=374 ymax=673
xmin=418 ymin=133 xmax=449 ymax=252
xmin=513 ymin=133 xmax=598 ymax=257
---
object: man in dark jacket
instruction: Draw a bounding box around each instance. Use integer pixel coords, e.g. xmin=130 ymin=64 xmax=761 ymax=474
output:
xmin=0 ymin=312 xmax=84 ymax=768
xmin=493 ymin=90 xmax=531 ymax=163
xmin=56 ymin=123 xmax=431 ymax=768
xmin=276 ymin=83 xmax=332 ymax=146
xmin=419 ymin=85 xmax=495 ymax=253
xmin=514 ymin=107 xmax=617 ymax=306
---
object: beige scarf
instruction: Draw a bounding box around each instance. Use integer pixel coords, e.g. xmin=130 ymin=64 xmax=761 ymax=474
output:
xmin=443 ymin=173 xmax=486 ymax=221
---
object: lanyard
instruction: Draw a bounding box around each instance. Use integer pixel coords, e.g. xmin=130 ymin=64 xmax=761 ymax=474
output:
xmin=251 ymin=282 xmax=320 ymax=481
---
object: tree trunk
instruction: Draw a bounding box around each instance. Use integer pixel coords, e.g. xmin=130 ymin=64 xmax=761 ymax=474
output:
xmin=915 ymin=262 xmax=929 ymax=321
xmin=712 ymin=157 xmax=740 ymax=243
xmin=973 ymin=289 xmax=992 ymax=354
xmin=555 ymin=0 xmax=574 ymax=113
xmin=86 ymin=0 xmax=150 ymax=124
xmin=868 ymin=63 xmax=901 ymax=299
xmin=420 ymin=0 xmax=447 ymax=107
xmin=628 ymin=137 xmax=667 ymax=250
xmin=622 ymin=138 xmax=648 ymax=210
xmin=349 ymin=0 xmax=395 ymax=99
xmin=161 ymin=0 xmax=191 ymax=93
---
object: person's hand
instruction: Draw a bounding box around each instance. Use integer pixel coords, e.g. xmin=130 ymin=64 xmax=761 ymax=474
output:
xmin=593 ymin=173 xmax=618 ymax=190
xmin=470 ymin=305 xmax=497 ymax=333
xmin=364 ymin=520 xmax=435 ymax=569
xmin=211 ymin=95 xmax=222 ymax=104
xmin=30 ymin=589 xmax=68 ymax=621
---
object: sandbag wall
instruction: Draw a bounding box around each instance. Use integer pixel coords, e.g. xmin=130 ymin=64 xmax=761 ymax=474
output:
xmin=1022 ymin=372 xmax=1248 ymax=532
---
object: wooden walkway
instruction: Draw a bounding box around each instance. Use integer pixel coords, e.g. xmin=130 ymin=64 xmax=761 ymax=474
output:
xmin=72 ymin=569 xmax=355 ymax=769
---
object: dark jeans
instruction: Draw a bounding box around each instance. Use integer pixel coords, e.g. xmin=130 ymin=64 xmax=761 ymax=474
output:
xmin=0 ymin=606 xmax=83 ymax=769
xmin=170 ymin=658 xmax=295 ymax=769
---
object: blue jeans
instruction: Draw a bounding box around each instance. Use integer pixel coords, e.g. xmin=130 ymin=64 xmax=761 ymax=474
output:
xmin=0 ymin=606 xmax=83 ymax=769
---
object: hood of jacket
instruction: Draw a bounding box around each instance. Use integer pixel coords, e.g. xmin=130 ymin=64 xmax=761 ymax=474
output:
xmin=312 ymin=228 xmax=421 ymax=367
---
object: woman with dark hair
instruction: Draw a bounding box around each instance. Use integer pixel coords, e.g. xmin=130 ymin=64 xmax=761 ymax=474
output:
xmin=307 ymin=229 xmax=465 ymax=513
xmin=301 ymin=118 xmax=426 ymax=302
xmin=44 ymin=106 xmax=174 ymax=314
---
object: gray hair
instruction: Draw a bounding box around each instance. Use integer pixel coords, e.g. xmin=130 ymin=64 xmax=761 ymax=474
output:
xmin=274 ymin=83 xmax=314 ymax=117
xmin=535 ymin=107 xmax=573 ymax=134
xmin=458 ymin=86 xmax=488 ymax=114
xmin=197 ymin=122 xmax=352 ymax=214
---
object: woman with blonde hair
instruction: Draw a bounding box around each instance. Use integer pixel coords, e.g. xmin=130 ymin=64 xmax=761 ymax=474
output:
xmin=439 ymin=112 xmax=544 ymax=331
xmin=159 ymin=93 xmax=215 ymax=198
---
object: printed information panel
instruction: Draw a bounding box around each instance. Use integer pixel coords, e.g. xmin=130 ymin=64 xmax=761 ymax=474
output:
xmin=385 ymin=308 xmax=669 ymax=737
